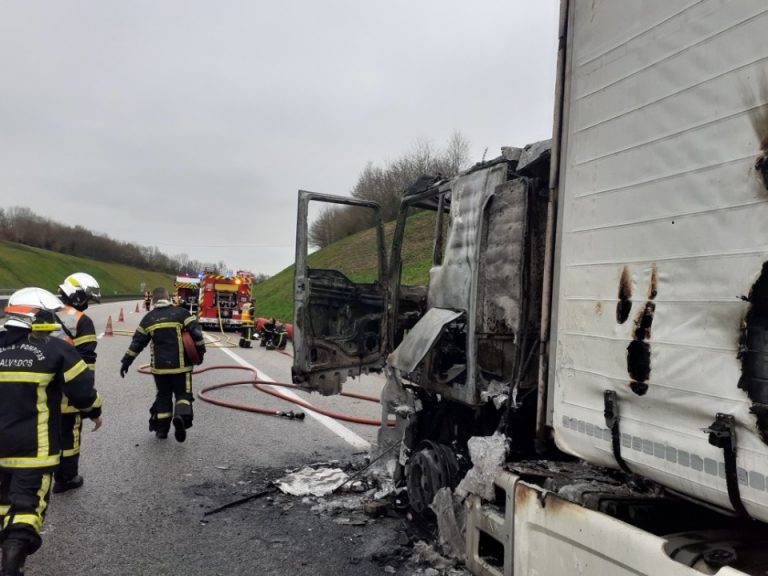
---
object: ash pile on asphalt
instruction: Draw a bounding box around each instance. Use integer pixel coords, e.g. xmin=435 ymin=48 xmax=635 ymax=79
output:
xmin=194 ymin=460 xmax=469 ymax=575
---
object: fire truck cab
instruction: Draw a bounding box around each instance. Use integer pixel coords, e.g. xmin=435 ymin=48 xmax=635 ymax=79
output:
xmin=174 ymin=274 xmax=201 ymax=314
xmin=197 ymin=270 xmax=253 ymax=330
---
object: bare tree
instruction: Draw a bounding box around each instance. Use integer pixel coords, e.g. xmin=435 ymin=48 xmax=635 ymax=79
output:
xmin=308 ymin=207 xmax=338 ymax=248
xmin=0 ymin=205 xmax=227 ymax=275
xmin=308 ymin=133 xmax=471 ymax=248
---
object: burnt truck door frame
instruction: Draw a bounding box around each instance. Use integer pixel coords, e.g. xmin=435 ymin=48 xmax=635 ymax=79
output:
xmin=292 ymin=190 xmax=389 ymax=395
xmin=387 ymin=179 xmax=450 ymax=351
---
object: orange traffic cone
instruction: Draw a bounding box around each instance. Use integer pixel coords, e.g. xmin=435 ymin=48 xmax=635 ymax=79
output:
xmin=104 ymin=316 xmax=114 ymax=337
xmin=118 ymin=308 xmax=125 ymax=322
xmin=134 ymin=302 xmax=140 ymax=313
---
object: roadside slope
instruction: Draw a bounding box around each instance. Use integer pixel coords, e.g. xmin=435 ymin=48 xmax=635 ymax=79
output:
xmin=252 ymin=209 xmax=436 ymax=322
xmin=0 ymin=240 xmax=174 ymax=295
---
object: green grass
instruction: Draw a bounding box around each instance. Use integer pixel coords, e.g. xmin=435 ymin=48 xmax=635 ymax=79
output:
xmin=0 ymin=240 xmax=174 ymax=296
xmin=252 ymin=209 xmax=436 ymax=322
xmin=0 ymin=208 xmax=437 ymax=324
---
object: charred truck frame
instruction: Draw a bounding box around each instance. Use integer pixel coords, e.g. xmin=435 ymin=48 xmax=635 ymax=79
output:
xmin=293 ymin=1 xmax=768 ymax=574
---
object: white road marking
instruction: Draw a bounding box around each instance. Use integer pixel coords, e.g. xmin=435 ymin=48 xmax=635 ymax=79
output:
xmin=214 ymin=342 xmax=371 ymax=451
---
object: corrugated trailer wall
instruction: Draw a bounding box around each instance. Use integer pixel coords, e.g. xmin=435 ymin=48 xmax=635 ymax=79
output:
xmin=552 ymin=0 xmax=768 ymax=520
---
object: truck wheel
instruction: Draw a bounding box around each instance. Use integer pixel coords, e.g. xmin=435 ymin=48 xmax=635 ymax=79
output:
xmin=405 ymin=440 xmax=461 ymax=520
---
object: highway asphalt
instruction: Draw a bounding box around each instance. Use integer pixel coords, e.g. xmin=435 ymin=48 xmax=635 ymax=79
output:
xmin=29 ymin=300 xmax=412 ymax=576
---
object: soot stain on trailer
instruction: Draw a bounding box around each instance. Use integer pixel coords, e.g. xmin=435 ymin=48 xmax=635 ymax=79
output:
xmin=627 ymin=265 xmax=657 ymax=396
xmin=738 ymin=262 xmax=768 ymax=444
xmin=617 ymin=266 xmax=632 ymax=324
xmin=745 ymin=81 xmax=768 ymax=191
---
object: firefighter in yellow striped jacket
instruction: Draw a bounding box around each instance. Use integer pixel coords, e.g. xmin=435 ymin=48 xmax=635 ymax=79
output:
xmin=120 ymin=287 xmax=205 ymax=442
xmin=0 ymin=288 xmax=103 ymax=576
xmin=239 ymin=302 xmax=254 ymax=348
xmin=52 ymin=272 xmax=101 ymax=494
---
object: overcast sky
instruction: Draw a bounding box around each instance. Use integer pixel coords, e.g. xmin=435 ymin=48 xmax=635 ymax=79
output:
xmin=0 ymin=1 xmax=558 ymax=276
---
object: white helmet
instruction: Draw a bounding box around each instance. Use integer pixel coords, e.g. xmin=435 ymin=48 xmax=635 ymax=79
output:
xmin=4 ymin=287 xmax=64 ymax=331
xmin=59 ymin=272 xmax=101 ymax=310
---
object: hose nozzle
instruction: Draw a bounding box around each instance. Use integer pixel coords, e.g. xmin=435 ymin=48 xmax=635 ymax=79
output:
xmin=277 ymin=410 xmax=306 ymax=420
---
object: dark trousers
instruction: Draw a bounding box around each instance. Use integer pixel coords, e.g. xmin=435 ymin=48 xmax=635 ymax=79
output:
xmin=0 ymin=469 xmax=52 ymax=554
xmin=239 ymin=325 xmax=252 ymax=348
xmin=55 ymin=413 xmax=82 ymax=482
xmin=273 ymin=331 xmax=287 ymax=350
xmin=149 ymin=372 xmax=194 ymax=433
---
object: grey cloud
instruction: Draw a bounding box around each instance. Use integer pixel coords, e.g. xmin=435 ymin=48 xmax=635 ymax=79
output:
xmin=0 ymin=0 xmax=557 ymax=275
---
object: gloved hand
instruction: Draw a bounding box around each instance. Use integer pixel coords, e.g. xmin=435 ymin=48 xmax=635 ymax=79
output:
xmin=196 ymin=347 xmax=206 ymax=364
xmin=120 ymin=358 xmax=132 ymax=378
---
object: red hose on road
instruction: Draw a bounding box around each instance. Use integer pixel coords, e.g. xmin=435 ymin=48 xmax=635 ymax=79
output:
xmin=139 ymin=363 xmax=390 ymax=427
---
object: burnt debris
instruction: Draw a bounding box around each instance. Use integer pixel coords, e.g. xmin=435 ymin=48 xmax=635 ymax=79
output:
xmin=626 ymin=265 xmax=657 ymax=396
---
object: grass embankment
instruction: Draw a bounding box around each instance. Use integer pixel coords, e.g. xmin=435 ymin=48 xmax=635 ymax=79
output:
xmin=252 ymin=209 xmax=436 ymax=322
xmin=0 ymin=208 xmax=435 ymax=324
xmin=0 ymin=240 xmax=174 ymax=295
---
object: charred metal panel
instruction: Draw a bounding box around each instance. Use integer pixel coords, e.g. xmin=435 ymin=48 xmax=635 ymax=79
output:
xmin=552 ymin=0 xmax=768 ymax=521
xmin=396 ymin=152 xmax=549 ymax=407
xmin=428 ymin=164 xmax=508 ymax=312
xmin=467 ymin=469 xmax=752 ymax=576
xmin=292 ymin=190 xmax=388 ymax=394
xmin=512 ymin=476 xmax=746 ymax=576
xmin=516 ymin=139 xmax=551 ymax=179
xmin=478 ymin=180 xmax=528 ymax=337
xmin=388 ymin=307 xmax=462 ymax=374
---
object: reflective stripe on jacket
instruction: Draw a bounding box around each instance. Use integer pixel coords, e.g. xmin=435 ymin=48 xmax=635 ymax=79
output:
xmin=53 ymin=305 xmax=98 ymax=413
xmin=0 ymin=328 xmax=102 ymax=470
xmin=123 ymin=301 xmax=205 ymax=375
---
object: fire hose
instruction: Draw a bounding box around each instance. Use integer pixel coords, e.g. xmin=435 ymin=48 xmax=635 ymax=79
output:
xmin=137 ymin=363 xmax=392 ymax=426
xmin=119 ymin=304 xmax=381 ymax=425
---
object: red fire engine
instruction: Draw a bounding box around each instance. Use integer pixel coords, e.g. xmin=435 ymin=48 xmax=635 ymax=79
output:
xmin=174 ymin=274 xmax=201 ymax=313
xmin=197 ymin=270 xmax=254 ymax=330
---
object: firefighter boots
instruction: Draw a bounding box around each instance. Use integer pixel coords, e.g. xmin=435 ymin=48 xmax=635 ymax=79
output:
xmin=148 ymin=404 xmax=158 ymax=432
xmin=172 ymin=415 xmax=187 ymax=443
xmin=1 ymin=539 xmax=28 ymax=576
xmin=53 ymin=474 xmax=84 ymax=494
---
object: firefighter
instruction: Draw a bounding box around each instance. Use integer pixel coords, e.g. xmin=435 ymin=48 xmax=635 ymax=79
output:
xmin=267 ymin=321 xmax=288 ymax=351
xmin=120 ymin=287 xmax=205 ymax=442
xmin=259 ymin=318 xmax=275 ymax=348
xmin=52 ymin=272 xmax=101 ymax=494
xmin=0 ymin=288 xmax=103 ymax=575
xmin=239 ymin=302 xmax=254 ymax=348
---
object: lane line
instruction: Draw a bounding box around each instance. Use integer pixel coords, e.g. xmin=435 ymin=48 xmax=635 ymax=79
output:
xmin=213 ymin=341 xmax=370 ymax=451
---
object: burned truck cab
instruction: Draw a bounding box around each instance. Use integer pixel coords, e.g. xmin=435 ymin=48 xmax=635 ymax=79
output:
xmin=292 ymin=142 xmax=552 ymax=510
xmin=388 ymin=143 xmax=551 ymax=407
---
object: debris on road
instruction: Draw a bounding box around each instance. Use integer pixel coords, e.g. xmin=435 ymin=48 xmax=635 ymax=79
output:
xmin=275 ymin=466 xmax=350 ymax=497
xmin=430 ymin=488 xmax=466 ymax=562
xmin=203 ymin=486 xmax=277 ymax=516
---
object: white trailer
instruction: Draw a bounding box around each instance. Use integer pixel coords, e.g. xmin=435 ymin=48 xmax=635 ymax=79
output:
xmin=292 ymin=0 xmax=768 ymax=573
xmin=466 ymin=1 xmax=768 ymax=573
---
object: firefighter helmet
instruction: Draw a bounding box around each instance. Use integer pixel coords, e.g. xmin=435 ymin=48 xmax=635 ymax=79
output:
xmin=4 ymin=287 xmax=64 ymax=331
xmin=59 ymin=272 xmax=101 ymax=309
